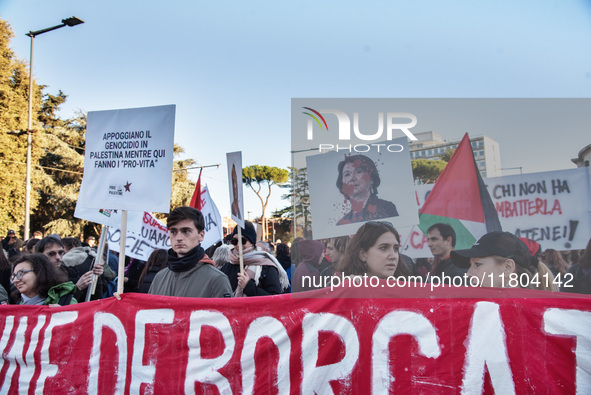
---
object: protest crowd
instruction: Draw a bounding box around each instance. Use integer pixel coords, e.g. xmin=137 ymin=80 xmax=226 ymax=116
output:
xmin=1 ymin=102 xmax=590 ymax=392
xmin=3 ymin=207 xmax=591 ymax=306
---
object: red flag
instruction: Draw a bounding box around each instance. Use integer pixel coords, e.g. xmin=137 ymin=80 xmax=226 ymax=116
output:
xmin=189 ymin=168 xmax=203 ymax=210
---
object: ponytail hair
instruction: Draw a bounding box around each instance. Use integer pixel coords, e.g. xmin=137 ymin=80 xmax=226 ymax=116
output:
xmin=511 ymin=255 xmax=556 ymax=291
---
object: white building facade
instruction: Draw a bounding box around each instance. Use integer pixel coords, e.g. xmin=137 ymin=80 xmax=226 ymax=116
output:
xmin=409 ymin=131 xmax=502 ymax=178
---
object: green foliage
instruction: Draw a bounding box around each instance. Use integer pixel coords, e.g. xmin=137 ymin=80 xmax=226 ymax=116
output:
xmin=170 ymin=145 xmax=197 ymax=209
xmin=0 ymin=18 xmax=196 ymax=240
xmin=0 ymin=19 xmax=45 ymax=235
xmin=411 ymin=159 xmax=448 ymax=184
xmin=440 ymin=148 xmax=456 ymax=162
xmin=38 ymin=90 xmax=68 ymax=128
xmin=277 ymin=167 xmax=311 ymax=239
xmin=242 ymin=165 xmax=289 ymax=239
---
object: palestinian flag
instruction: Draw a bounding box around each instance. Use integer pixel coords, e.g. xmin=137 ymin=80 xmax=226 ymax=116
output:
xmin=418 ymin=133 xmax=502 ymax=249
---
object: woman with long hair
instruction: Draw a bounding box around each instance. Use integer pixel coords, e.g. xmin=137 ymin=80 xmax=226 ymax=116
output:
xmin=337 ymin=221 xmax=410 ymax=279
xmin=541 ymin=249 xmax=569 ymax=276
xmin=11 ymin=253 xmax=77 ymax=305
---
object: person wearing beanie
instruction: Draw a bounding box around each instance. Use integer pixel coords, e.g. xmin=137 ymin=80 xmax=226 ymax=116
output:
xmin=149 ymin=207 xmax=232 ymax=298
xmin=292 ymin=239 xmax=325 ymax=292
xmin=220 ymin=221 xmax=289 ymax=296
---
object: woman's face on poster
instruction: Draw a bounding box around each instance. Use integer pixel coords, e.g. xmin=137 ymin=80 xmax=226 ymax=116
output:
xmin=341 ymin=161 xmax=372 ymax=199
xmin=232 ymin=168 xmax=239 ymax=196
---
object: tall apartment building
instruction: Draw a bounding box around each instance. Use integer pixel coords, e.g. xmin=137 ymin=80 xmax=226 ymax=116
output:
xmin=409 ymin=131 xmax=502 ymax=178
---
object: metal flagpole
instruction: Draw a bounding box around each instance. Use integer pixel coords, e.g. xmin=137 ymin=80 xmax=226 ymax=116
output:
xmin=117 ymin=210 xmax=128 ymax=294
xmin=85 ymin=225 xmax=109 ymax=302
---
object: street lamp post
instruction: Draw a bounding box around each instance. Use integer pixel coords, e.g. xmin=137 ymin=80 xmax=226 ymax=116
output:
xmin=23 ymin=17 xmax=84 ymax=240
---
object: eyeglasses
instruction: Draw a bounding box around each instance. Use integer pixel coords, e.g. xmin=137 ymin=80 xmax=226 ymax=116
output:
xmin=231 ymin=237 xmax=248 ymax=246
xmin=46 ymin=249 xmax=65 ymax=258
xmin=11 ymin=269 xmax=34 ymax=282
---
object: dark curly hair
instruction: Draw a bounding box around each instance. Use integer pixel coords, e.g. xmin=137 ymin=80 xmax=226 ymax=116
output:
xmin=337 ymin=221 xmax=410 ymax=277
xmin=12 ymin=253 xmax=68 ymax=298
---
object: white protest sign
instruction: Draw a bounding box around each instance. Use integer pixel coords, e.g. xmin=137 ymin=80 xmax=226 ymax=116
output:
xmin=73 ymin=206 xmax=143 ymax=234
xmin=227 ymin=151 xmax=245 ymax=228
xmin=306 ymin=137 xmax=419 ymax=239
xmin=77 ymin=105 xmax=175 ymax=213
xmin=106 ymin=188 xmax=224 ymax=260
xmin=107 ymin=212 xmax=170 ymax=261
xmin=401 ymin=168 xmax=591 ymax=258
xmin=201 ymin=186 xmax=224 ymax=250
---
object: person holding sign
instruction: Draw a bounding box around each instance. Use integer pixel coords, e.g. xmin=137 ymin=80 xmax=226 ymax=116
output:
xmin=336 ymin=155 xmax=398 ymax=225
xmin=148 ymin=207 xmax=232 ymax=298
xmin=220 ymin=221 xmax=289 ymax=296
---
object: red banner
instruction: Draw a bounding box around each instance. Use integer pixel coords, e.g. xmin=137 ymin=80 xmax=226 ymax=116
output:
xmin=1 ymin=286 xmax=591 ymax=394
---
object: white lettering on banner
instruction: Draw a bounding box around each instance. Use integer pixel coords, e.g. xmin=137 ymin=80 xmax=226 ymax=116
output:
xmin=22 ymin=315 xmax=45 ymax=395
xmin=37 ymin=312 xmax=78 ymax=393
xmin=544 ymin=309 xmax=591 ymax=395
xmin=185 ymin=310 xmax=234 ymax=395
xmin=1 ymin=296 xmax=590 ymax=393
xmin=130 ymin=309 xmax=175 ymax=395
xmin=461 ymin=302 xmax=515 ymax=395
xmin=371 ymin=311 xmax=441 ymax=393
xmin=0 ymin=317 xmax=14 ymax=393
xmin=88 ymin=313 xmax=127 ymax=395
xmin=241 ymin=317 xmax=291 ymax=394
xmin=1 ymin=316 xmax=26 ymax=395
xmin=301 ymin=313 xmax=360 ymax=394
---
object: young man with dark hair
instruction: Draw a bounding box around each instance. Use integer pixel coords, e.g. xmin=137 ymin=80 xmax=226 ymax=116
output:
xmin=35 ymin=236 xmax=66 ymax=268
xmin=149 ymin=206 xmax=232 ymax=298
xmin=37 ymin=235 xmax=106 ymax=300
xmin=427 ymin=223 xmax=467 ymax=284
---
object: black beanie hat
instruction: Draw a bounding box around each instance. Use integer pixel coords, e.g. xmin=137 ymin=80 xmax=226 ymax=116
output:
xmin=232 ymin=220 xmax=257 ymax=245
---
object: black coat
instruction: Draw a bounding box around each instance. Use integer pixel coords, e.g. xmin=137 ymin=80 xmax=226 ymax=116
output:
xmin=220 ymin=262 xmax=283 ymax=296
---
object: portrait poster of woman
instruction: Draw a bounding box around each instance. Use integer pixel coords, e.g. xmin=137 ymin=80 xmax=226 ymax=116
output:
xmin=306 ymin=137 xmax=419 ymax=239
xmin=226 ymin=151 xmax=245 ymax=227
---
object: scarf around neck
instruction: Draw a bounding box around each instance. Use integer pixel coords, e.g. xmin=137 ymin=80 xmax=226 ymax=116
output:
xmin=229 ymin=246 xmax=290 ymax=295
xmin=167 ymin=245 xmax=206 ymax=272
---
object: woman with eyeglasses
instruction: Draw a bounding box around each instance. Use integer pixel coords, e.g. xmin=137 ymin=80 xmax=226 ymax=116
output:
xmin=220 ymin=221 xmax=289 ymax=296
xmin=337 ymin=221 xmax=411 ymax=280
xmin=11 ymin=253 xmax=77 ymax=306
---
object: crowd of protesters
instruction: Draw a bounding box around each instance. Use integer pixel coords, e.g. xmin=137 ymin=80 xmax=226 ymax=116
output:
xmin=3 ymin=208 xmax=591 ymax=305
